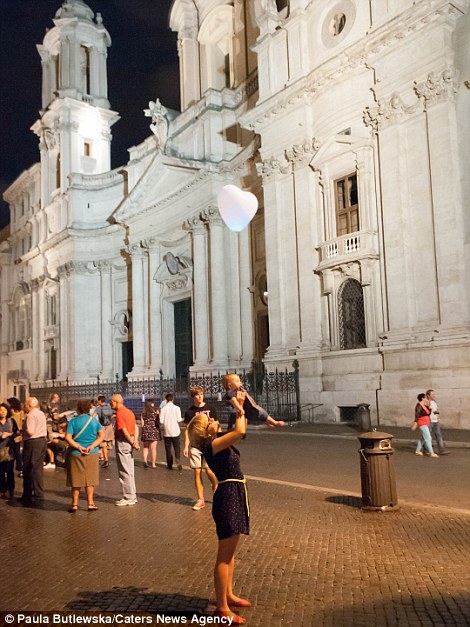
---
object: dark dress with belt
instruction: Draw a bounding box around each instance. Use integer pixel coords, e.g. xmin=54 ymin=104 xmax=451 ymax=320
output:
xmin=201 ymin=438 xmax=249 ymax=540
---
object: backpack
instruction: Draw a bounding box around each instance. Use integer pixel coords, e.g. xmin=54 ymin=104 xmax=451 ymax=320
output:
xmin=98 ymin=404 xmax=114 ymax=427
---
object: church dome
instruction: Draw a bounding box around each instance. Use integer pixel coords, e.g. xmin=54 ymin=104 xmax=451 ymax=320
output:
xmin=55 ymin=0 xmax=95 ymax=22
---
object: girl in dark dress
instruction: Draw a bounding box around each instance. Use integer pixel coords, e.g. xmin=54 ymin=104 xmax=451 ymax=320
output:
xmin=141 ymin=400 xmax=162 ymax=468
xmin=188 ymin=411 xmax=249 ymax=625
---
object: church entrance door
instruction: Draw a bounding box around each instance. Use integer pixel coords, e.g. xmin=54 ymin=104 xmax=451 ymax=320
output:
xmin=174 ymin=298 xmax=193 ymax=379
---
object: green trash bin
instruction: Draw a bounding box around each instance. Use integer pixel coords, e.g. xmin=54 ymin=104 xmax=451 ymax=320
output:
xmin=358 ymin=431 xmax=398 ymax=511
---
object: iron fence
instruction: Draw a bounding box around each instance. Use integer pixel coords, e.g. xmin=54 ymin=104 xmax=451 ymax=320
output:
xmin=29 ymin=361 xmax=301 ymax=424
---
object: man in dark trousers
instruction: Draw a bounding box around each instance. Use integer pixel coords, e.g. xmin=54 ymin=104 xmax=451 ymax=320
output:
xmin=20 ymin=397 xmax=48 ymax=505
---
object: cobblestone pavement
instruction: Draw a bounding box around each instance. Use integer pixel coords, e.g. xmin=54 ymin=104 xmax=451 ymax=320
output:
xmin=1 ymin=430 xmax=469 ymax=627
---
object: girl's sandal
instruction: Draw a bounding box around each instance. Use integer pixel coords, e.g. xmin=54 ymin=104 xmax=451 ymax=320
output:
xmin=87 ymin=504 xmax=98 ymax=511
xmin=68 ymin=505 xmax=78 ymax=513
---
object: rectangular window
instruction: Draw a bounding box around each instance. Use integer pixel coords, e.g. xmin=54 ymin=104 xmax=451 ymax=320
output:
xmin=335 ymin=173 xmax=359 ymax=236
xmin=84 ymin=141 xmax=92 ymax=157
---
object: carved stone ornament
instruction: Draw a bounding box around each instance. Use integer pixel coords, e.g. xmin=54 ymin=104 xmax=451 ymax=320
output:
xmin=201 ymin=206 xmax=224 ymax=225
xmin=254 ymin=0 xmax=281 ymax=37
xmin=111 ymin=311 xmax=129 ymax=339
xmin=414 ymin=67 xmax=460 ymax=105
xmin=285 ymin=138 xmax=321 ymax=166
xmin=256 ymin=156 xmax=291 ymax=178
xmin=364 ymin=92 xmax=420 ymax=132
xmin=144 ymin=99 xmax=169 ymax=150
xmin=42 ymin=124 xmax=60 ymax=151
xmin=166 ymin=275 xmax=189 ymax=292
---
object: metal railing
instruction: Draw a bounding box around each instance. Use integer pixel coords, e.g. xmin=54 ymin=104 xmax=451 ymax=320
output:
xmin=29 ymin=361 xmax=301 ymax=424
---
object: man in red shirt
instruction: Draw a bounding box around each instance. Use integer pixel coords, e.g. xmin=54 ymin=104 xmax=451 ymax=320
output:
xmin=111 ymin=394 xmax=140 ymax=506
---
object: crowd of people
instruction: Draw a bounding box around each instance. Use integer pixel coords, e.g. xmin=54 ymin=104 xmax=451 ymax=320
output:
xmin=1 ymin=381 xmax=451 ymax=622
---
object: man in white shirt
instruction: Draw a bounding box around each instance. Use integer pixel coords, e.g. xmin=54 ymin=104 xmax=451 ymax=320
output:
xmin=159 ymin=393 xmax=183 ymax=470
xmin=426 ymin=389 xmax=450 ymax=455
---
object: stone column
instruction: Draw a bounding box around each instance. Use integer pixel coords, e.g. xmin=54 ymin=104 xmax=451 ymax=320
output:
xmin=288 ymin=140 xmax=322 ymax=353
xmin=258 ymin=166 xmax=286 ymax=357
xmin=178 ymin=29 xmax=200 ymax=111
xmin=97 ymin=261 xmax=114 ymax=379
xmin=58 ymin=264 xmax=69 ymax=379
xmin=238 ymin=226 xmax=254 ymax=366
xmin=205 ymin=209 xmax=228 ymax=367
xmin=128 ymin=245 xmax=147 ymax=375
xmin=416 ymin=68 xmax=470 ymax=328
xmin=31 ymin=279 xmax=41 ymax=381
xmin=145 ymin=239 xmax=163 ymax=374
xmin=186 ymin=216 xmax=210 ymax=367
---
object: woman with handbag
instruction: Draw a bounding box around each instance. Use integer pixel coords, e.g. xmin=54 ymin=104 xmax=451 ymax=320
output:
xmin=414 ymin=393 xmax=438 ymax=458
xmin=65 ymin=399 xmax=104 ymax=512
xmin=0 ymin=402 xmax=17 ymax=499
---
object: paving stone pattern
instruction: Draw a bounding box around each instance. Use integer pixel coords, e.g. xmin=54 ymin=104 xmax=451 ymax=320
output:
xmin=1 ymin=454 xmax=469 ymax=626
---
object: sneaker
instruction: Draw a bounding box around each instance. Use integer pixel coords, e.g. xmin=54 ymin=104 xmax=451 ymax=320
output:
xmin=44 ymin=463 xmax=56 ymax=469
xmin=429 ymin=453 xmax=439 ymax=458
xmin=415 ymin=451 xmax=423 ymax=456
xmin=101 ymin=461 xmax=109 ymax=468
xmin=115 ymin=498 xmax=137 ymax=506
xmin=192 ymin=499 xmax=205 ymax=511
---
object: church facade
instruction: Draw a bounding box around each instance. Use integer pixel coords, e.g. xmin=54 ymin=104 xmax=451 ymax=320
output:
xmin=1 ymin=0 xmax=469 ymax=427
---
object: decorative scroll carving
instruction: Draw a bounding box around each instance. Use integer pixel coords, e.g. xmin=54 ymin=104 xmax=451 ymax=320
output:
xmin=256 ymin=156 xmax=291 ymax=178
xmin=201 ymin=206 xmax=224 ymax=226
xmin=415 ymin=67 xmax=459 ymax=105
xmin=364 ymin=92 xmax=419 ymax=131
xmin=285 ymin=138 xmax=321 ymax=167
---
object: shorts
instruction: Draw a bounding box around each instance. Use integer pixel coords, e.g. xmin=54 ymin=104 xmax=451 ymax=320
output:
xmin=189 ymin=446 xmax=208 ymax=470
xmin=99 ymin=440 xmax=114 ymax=449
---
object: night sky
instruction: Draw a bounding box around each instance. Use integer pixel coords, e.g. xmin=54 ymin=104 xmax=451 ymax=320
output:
xmin=0 ymin=0 xmax=180 ymax=227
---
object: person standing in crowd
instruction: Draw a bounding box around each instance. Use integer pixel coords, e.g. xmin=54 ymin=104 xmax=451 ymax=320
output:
xmin=7 ymin=397 xmax=23 ymax=476
xmin=0 ymin=403 xmax=17 ymax=499
xmin=94 ymin=395 xmax=115 ymax=468
xmin=111 ymin=394 xmax=139 ymax=506
xmin=414 ymin=393 xmax=438 ymax=458
xmin=19 ymin=397 xmax=48 ymax=505
xmin=65 ymin=399 xmax=104 ymax=512
xmin=46 ymin=393 xmax=61 ymax=421
xmin=159 ymin=393 xmax=183 ymax=470
xmin=426 ymin=389 xmax=450 ymax=455
xmin=187 ymin=411 xmax=250 ymax=624
xmin=141 ymin=399 xmax=161 ymax=468
xmin=183 ymin=386 xmax=218 ymax=510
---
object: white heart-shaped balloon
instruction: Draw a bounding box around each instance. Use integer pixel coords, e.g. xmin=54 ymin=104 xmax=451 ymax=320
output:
xmin=217 ymin=185 xmax=258 ymax=232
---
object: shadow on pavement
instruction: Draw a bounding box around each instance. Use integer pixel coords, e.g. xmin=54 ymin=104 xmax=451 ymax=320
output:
xmin=326 ymin=495 xmax=363 ymax=509
xmin=65 ymin=586 xmax=209 ymax=615
xmin=138 ymin=491 xmax=195 ymax=506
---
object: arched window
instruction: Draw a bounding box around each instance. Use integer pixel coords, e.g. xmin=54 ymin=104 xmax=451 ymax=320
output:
xmin=338 ymin=279 xmax=366 ymax=350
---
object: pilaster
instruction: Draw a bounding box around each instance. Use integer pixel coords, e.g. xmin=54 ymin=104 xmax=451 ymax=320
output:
xmin=185 ymin=216 xmax=210 ymax=367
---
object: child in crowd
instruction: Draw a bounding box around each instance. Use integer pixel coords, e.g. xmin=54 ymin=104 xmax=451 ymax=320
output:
xmin=183 ymin=386 xmax=218 ymax=510
xmin=221 ymin=373 xmax=285 ymax=431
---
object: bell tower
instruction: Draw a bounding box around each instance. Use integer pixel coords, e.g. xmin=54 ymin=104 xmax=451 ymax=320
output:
xmin=32 ymin=0 xmax=119 ymax=204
